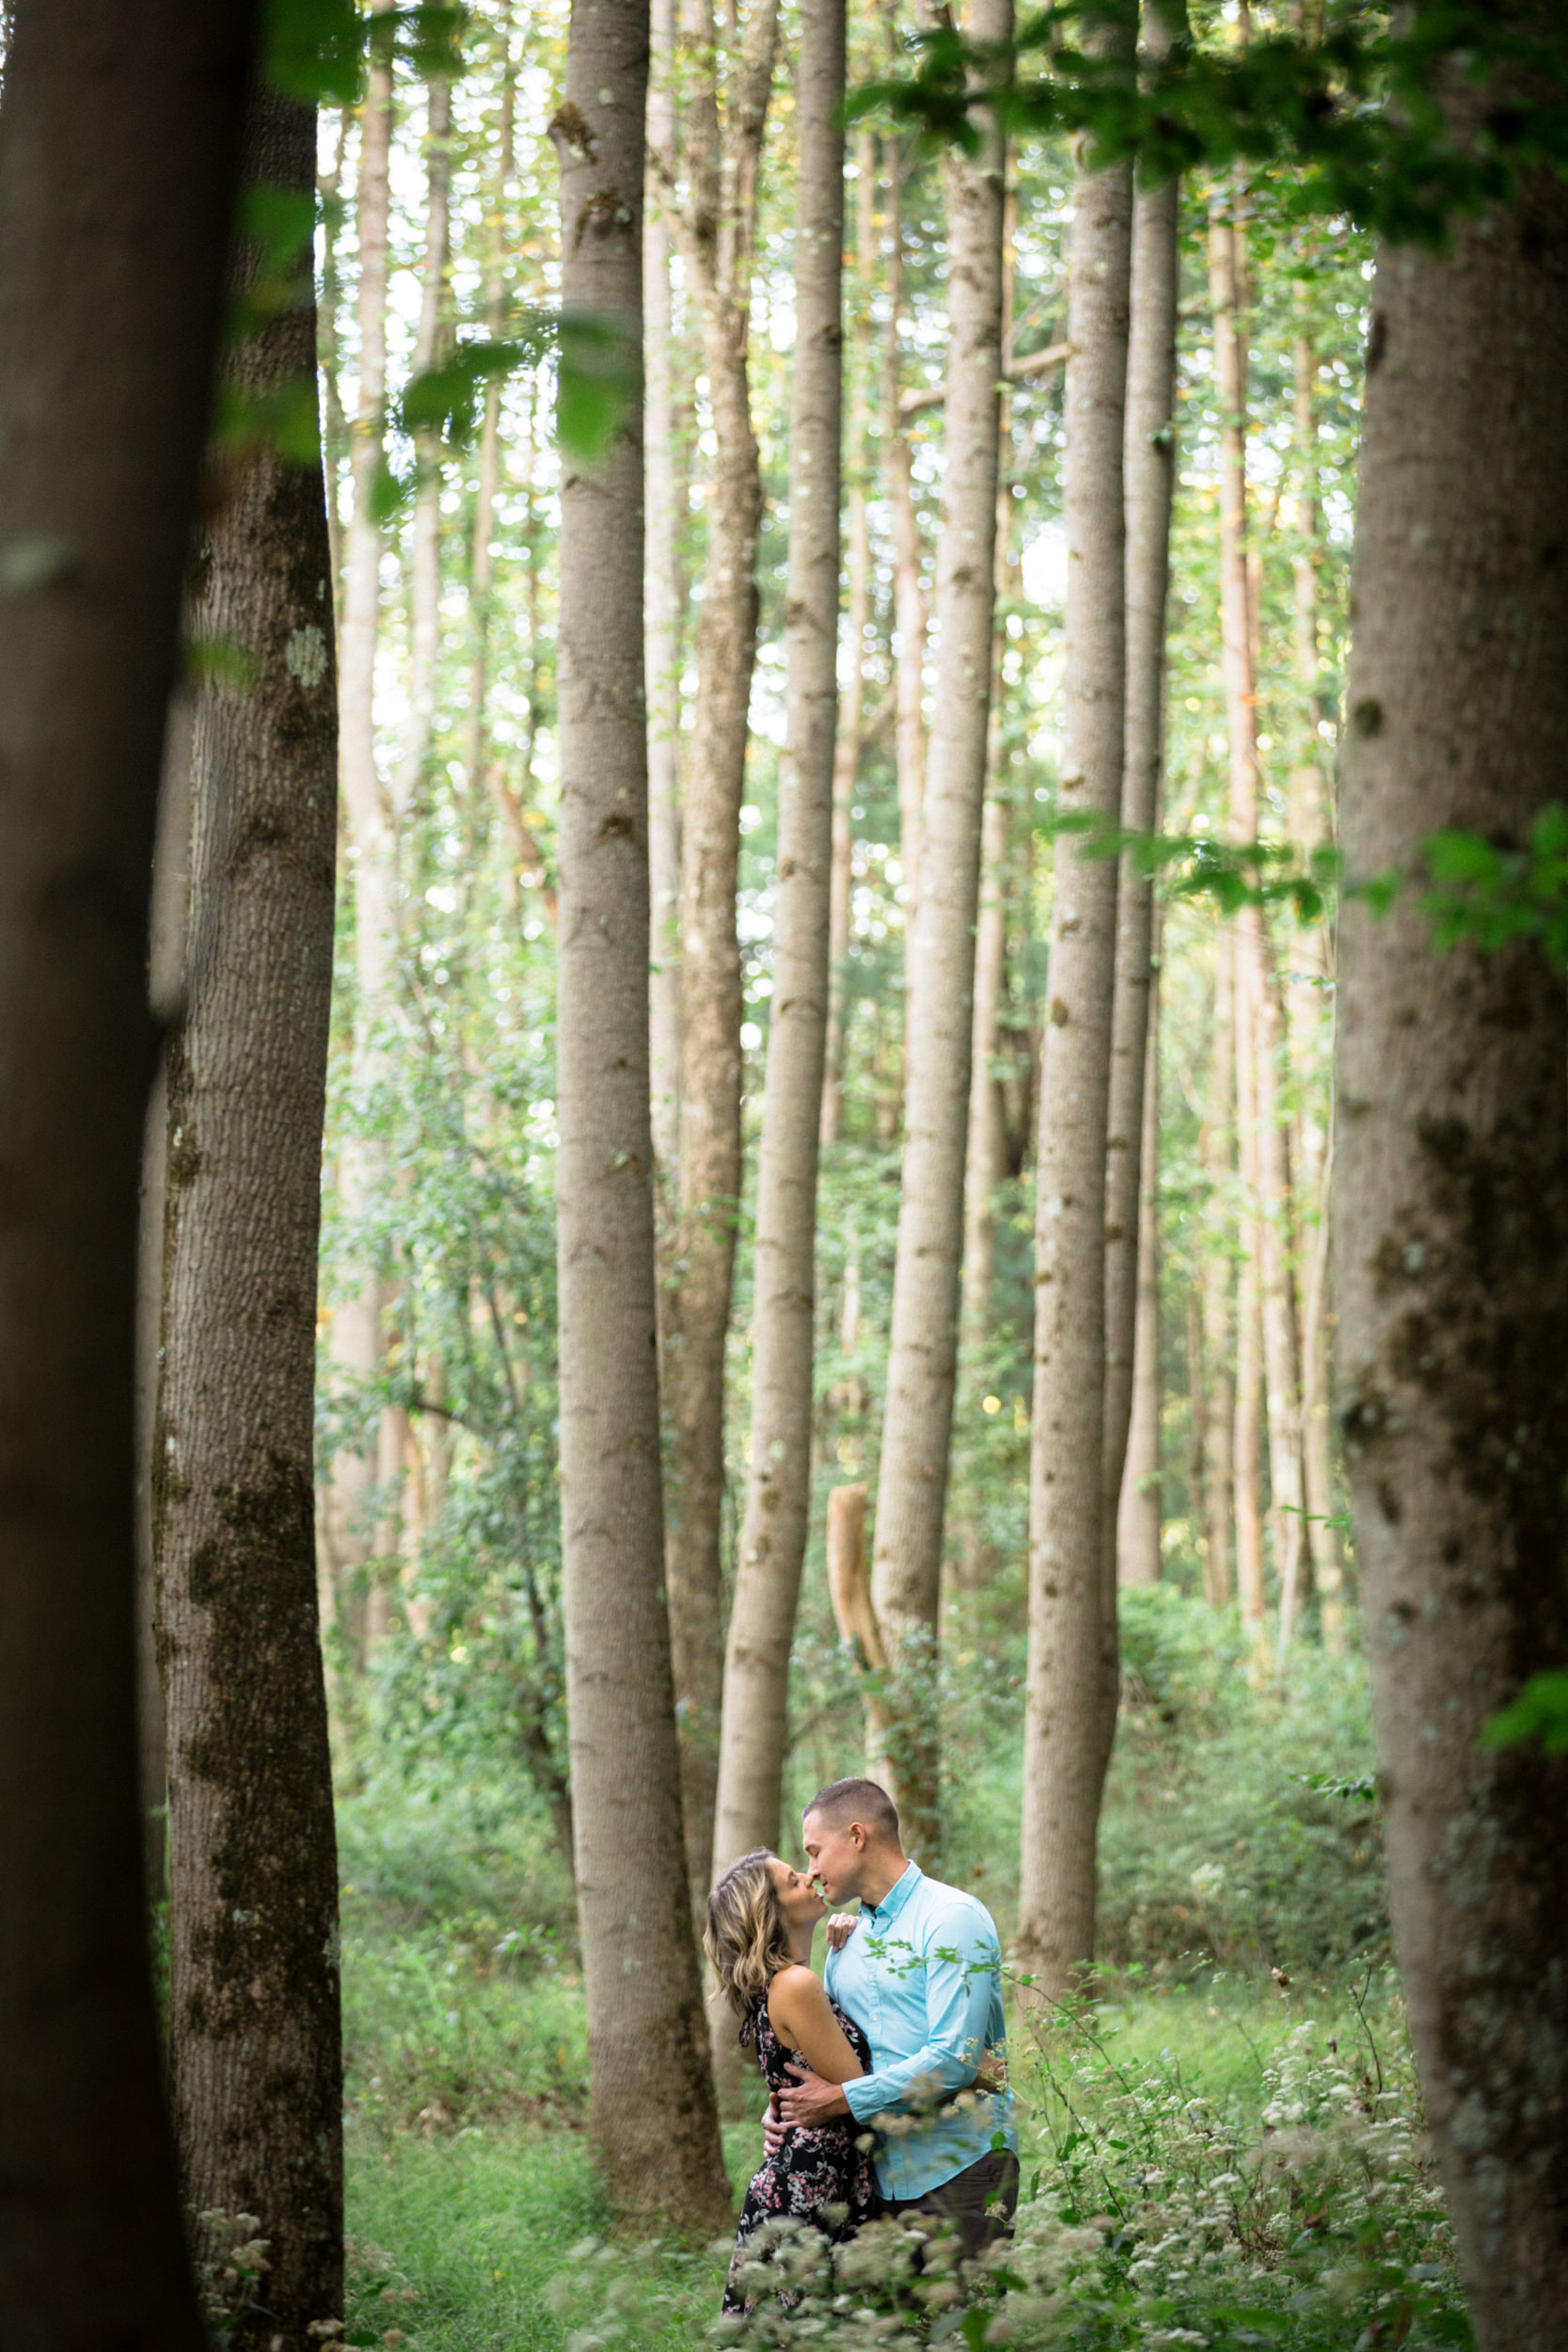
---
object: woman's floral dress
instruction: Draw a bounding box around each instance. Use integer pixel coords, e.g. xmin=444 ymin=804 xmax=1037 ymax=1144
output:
xmin=722 ymin=1989 xmax=878 ymax=2315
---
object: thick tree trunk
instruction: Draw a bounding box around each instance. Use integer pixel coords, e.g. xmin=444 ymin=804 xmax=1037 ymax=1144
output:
xmin=1017 ymin=31 xmax=1133 ymax=1994
xmin=1104 ymin=144 xmax=1178 ymax=1583
xmin=391 ymin=72 xmax=452 ymax=818
xmin=869 ymin=0 xmax=1013 ymax=1859
xmin=1117 ymin=1004 xmax=1162 ymax=1587
xmin=0 ymin=2 xmax=250 ymax=2337
xmin=820 ymin=124 xmax=879 ymax=1149
xmin=155 ymin=88 xmax=342 ymax=2347
xmin=322 ymin=16 xmax=395 ymax=1664
xmin=1336 ymin=161 xmax=1568 ymax=2352
xmin=659 ymin=0 xmax=781 ymax=1908
xmin=712 ymin=0 xmax=844 ymax=1896
xmin=549 ymin=15 xmax=731 ymax=2232
xmin=645 ymin=0 xmax=684 ymax=1176
xmin=1197 ymin=939 xmax=1235 ymax=1607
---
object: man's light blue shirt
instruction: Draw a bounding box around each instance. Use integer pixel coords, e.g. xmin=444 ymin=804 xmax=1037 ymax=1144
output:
xmin=823 ymin=1859 xmax=1017 ymax=2202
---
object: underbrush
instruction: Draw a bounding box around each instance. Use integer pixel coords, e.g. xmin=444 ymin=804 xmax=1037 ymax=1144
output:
xmin=340 ymin=1767 xmax=587 ymax=2133
xmin=546 ymin=1979 xmax=1467 ymax=2352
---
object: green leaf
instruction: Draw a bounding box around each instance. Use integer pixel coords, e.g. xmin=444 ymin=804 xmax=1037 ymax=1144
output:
xmin=1481 ymin=1671 xmax=1568 ymax=1757
xmin=557 ymin=310 xmax=640 ymax=463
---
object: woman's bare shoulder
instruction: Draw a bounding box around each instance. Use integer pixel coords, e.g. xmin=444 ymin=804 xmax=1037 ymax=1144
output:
xmin=767 ymin=1963 xmax=826 ymax=2018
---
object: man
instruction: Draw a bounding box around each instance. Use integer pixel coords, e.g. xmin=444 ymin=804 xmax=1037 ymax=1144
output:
xmin=768 ymin=1776 xmax=1019 ymax=2262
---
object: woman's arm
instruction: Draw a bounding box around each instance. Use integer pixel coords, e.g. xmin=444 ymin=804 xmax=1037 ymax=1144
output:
xmin=768 ymin=1966 xmax=865 ymax=2087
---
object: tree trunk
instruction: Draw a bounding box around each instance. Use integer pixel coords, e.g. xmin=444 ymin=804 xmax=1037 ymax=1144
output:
xmin=882 ymin=134 xmax=928 ymax=958
xmin=1233 ymin=952 xmax=1268 ymax=1637
xmin=1103 ymin=135 xmax=1178 ymax=1584
xmin=1197 ymin=938 xmax=1235 ymax=1607
xmin=660 ymin=0 xmax=781 ymax=1911
xmin=391 ymin=72 xmax=452 ymax=819
xmin=1117 ymin=1001 xmax=1162 ymax=1587
xmin=548 ymin=15 xmax=732 ymax=2232
xmin=467 ymin=31 xmax=515 ymax=833
xmin=155 ymin=87 xmax=343 ymax=2347
xmin=1335 ymin=156 xmax=1568 ymax=2352
xmin=712 ymin=0 xmax=844 ymax=1898
xmin=0 ymin=2 xmax=249 ymax=2337
xmin=322 ymin=11 xmax=395 ymax=1666
xmin=1209 ymin=196 xmax=1288 ymax=1652
xmin=1288 ymin=315 xmax=1345 ymax=1641
xmin=1017 ymin=18 xmax=1133 ymax=1994
xmin=820 ymin=123 xmax=879 ymax=1150
xmin=961 ymin=774 xmax=1009 ymax=1347
xmin=317 ymin=109 xmax=351 ymax=617
xmin=869 ymin=0 xmax=1013 ymax=1860
xmin=646 ymin=0 xmax=684 ymax=1176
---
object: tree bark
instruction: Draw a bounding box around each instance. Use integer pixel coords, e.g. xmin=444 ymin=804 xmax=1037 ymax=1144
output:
xmin=1197 ymin=937 xmax=1235 ymax=1607
xmin=391 ymin=72 xmax=452 ymax=819
xmin=322 ymin=11 xmax=395 ymax=1665
xmin=646 ymin=0 xmax=684 ymax=1175
xmin=1232 ymin=946 xmax=1267 ymax=1637
xmin=657 ymin=0 xmax=781 ymax=1909
xmin=712 ymin=0 xmax=844 ymax=1894
xmin=0 ymin=1 xmax=250 ymax=2337
xmin=155 ymin=87 xmax=343 ymax=2347
xmin=549 ymin=14 xmax=731 ymax=2232
xmin=882 ymin=130 xmax=928 ymax=958
xmin=467 ymin=29 xmax=515 ymax=835
xmin=1117 ymin=996 xmax=1162 ymax=1586
xmin=1104 ymin=135 xmax=1178 ymax=1587
xmin=1335 ymin=157 xmax=1568 ymax=2352
xmin=820 ymin=124 xmax=879 ymax=1150
xmin=1209 ymin=196 xmax=1293 ymax=1651
xmin=869 ymin=0 xmax=1013 ymax=1859
xmin=1017 ymin=11 xmax=1133 ymax=1994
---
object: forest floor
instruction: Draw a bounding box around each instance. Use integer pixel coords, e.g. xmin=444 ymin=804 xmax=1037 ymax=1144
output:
xmin=337 ymin=1609 xmax=1465 ymax=2349
xmin=343 ymin=1984 xmax=1327 ymax=2352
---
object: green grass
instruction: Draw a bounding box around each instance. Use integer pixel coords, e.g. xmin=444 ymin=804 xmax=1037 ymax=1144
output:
xmin=345 ymin=2120 xmax=754 ymax=2349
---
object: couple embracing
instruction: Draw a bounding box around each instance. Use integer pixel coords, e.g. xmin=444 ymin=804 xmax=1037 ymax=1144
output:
xmin=705 ymin=1776 xmax=1019 ymax=2316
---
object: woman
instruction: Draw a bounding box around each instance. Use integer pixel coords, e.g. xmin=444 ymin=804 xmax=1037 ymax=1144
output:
xmin=705 ymin=1848 xmax=876 ymax=2314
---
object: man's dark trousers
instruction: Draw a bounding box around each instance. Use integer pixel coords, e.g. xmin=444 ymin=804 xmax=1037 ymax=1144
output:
xmin=879 ymin=2148 xmax=1020 ymax=2265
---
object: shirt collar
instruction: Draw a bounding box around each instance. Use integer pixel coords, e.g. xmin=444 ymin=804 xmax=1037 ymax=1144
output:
xmin=862 ymin=1858 xmax=922 ymax=1926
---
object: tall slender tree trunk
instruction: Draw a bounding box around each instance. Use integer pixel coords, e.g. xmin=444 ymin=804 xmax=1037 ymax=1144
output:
xmin=1233 ymin=951 xmax=1268 ymax=1636
xmin=646 ymin=0 xmax=684 ymax=1175
xmin=961 ymin=190 xmax=1021 ymax=1360
xmin=155 ymin=88 xmax=342 ymax=2347
xmin=1117 ymin=997 xmax=1162 ymax=1586
xmin=712 ymin=0 xmax=844 ymax=1900
xmin=467 ymin=29 xmax=515 ymax=832
xmin=548 ymin=21 xmax=731 ymax=2231
xmin=1336 ymin=154 xmax=1568 ymax=2352
xmin=1289 ymin=317 xmax=1344 ymax=1643
xmin=1104 ymin=126 xmax=1179 ymax=1585
xmin=322 ymin=16 xmax=395 ymax=1664
xmin=820 ymin=123 xmax=879 ymax=1149
xmin=1017 ymin=8 xmax=1133 ymax=1995
xmin=869 ymin=0 xmax=1014 ymax=1858
xmin=1198 ymin=939 xmax=1235 ymax=1606
xmin=391 ymin=72 xmax=452 ymax=818
xmin=0 ymin=2 xmax=250 ymax=2336
xmin=883 ymin=135 xmax=928 ymax=957
xmin=658 ymin=0 xmax=781 ymax=1908
xmin=318 ymin=109 xmax=352 ymax=616
xmin=1209 ymin=195 xmax=1291 ymax=1648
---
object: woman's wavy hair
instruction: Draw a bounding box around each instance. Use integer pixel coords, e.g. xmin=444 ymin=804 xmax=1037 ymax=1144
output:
xmin=705 ymin=1847 xmax=792 ymax=2035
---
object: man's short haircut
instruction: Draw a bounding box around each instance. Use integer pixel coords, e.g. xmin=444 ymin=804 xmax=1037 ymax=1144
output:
xmin=803 ymin=1776 xmax=900 ymax=1843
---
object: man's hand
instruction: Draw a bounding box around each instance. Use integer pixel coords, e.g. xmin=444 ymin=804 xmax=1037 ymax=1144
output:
xmin=777 ymin=2062 xmax=852 ymax=2129
xmin=761 ymin=2094 xmax=789 ymax=2162
xmin=825 ymin=1912 xmax=859 ymax=1954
